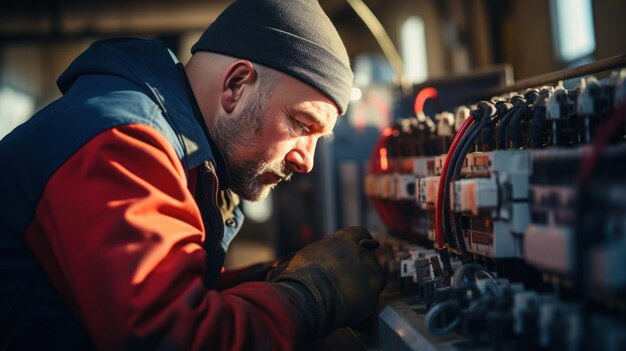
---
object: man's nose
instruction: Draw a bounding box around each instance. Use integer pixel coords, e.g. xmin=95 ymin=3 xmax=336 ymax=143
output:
xmin=286 ymin=137 xmax=317 ymax=174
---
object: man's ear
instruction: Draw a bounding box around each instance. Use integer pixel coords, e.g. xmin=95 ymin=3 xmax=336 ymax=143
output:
xmin=220 ymin=60 xmax=257 ymax=114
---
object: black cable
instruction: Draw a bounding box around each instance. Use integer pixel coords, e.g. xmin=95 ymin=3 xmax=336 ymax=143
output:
xmin=441 ymin=132 xmax=469 ymax=250
xmin=495 ymin=101 xmax=513 ymax=117
xmin=484 ymin=101 xmax=509 ymax=148
xmin=442 ymin=119 xmax=483 ymax=249
xmin=449 ymin=123 xmax=483 ymax=258
xmin=524 ymin=89 xmax=539 ymax=105
xmin=480 ymin=114 xmax=496 ymax=151
xmin=529 ymin=97 xmax=549 ymax=149
xmin=426 ymin=300 xmax=461 ymax=336
xmin=439 ymin=121 xmax=476 ymax=251
xmin=438 ymin=104 xmax=490 ymax=271
xmin=503 ymin=104 xmax=529 ymax=149
xmin=443 ymin=125 xmax=482 ymax=255
xmin=438 ymin=248 xmax=455 ymax=276
xmin=496 ymin=106 xmax=518 ymax=150
xmin=443 ymin=122 xmax=480 ymax=257
xmin=445 ymin=103 xmax=495 ymax=261
xmin=506 ymin=90 xmax=539 ymax=149
xmin=496 ymin=95 xmax=525 ymax=150
xmin=507 ymin=104 xmax=528 ymax=149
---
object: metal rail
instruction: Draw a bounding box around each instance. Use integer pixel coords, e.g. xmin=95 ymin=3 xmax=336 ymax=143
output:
xmin=477 ymin=54 xmax=626 ymax=97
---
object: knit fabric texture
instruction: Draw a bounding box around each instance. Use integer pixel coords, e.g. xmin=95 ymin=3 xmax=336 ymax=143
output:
xmin=191 ymin=0 xmax=353 ymax=114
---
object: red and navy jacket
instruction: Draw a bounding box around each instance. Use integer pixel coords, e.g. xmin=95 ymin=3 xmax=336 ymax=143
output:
xmin=0 ymin=38 xmax=305 ymax=350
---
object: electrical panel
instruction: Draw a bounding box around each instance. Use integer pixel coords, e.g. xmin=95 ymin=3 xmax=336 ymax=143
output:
xmin=366 ymin=66 xmax=626 ymax=350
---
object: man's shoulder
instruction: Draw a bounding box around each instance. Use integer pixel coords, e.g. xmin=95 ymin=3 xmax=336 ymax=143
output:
xmin=53 ymin=73 xmax=189 ymax=156
xmin=65 ymin=74 xmax=164 ymax=127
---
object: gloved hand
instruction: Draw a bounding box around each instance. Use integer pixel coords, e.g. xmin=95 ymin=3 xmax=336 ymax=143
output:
xmin=270 ymin=226 xmax=385 ymax=338
xmin=215 ymin=253 xmax=295 ymax=291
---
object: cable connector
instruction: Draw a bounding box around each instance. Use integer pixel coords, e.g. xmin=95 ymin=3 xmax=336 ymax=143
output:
xmin=471 ymin=101 xmax=497 ymax=123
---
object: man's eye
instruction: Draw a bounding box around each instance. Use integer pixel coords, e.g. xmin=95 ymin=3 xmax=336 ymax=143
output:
xmin=297 ymin=120 xmax=311 ymax=134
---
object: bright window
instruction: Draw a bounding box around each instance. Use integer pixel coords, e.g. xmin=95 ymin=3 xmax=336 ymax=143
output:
xmin=400 ymin=15 xmax=428 ymax=84
xmin=0 ymin=86 xmax=35 ymax=139
xmin=551 ymin=0 xmax=596 ymax=62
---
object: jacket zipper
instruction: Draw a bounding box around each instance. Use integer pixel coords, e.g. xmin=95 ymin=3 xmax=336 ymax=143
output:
xmin=204 ymin=160 xmax=225 ymax=265
xmin=149 ymin=83 xmax=225 ymax=280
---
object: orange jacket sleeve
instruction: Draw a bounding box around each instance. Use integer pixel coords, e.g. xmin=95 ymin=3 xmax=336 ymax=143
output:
xmin=25 ymin=123 xmax=305 ymax=350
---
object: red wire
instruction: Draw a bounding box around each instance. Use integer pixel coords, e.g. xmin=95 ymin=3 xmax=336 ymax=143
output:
xmin=434 ymin=115 xmax=475 ymax=249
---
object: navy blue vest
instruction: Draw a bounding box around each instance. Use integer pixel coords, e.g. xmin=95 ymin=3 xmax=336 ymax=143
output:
xmin=0 ymin=39 xmax=243 ymax=349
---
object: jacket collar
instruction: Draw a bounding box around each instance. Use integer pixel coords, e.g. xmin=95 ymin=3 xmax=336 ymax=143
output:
xmin=57 ymin=38 xmax=232 ymax=189
xmin=176 ymin=63 xmax=232 ymax=189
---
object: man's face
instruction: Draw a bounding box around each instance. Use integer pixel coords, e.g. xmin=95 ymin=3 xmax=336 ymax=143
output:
xmin=212 ymin=73 xmax=339 ymax=201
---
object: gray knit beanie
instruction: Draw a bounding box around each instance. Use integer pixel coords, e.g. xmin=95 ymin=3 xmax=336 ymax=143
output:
xmin=191 ymin=0 xmax=353 ymax=114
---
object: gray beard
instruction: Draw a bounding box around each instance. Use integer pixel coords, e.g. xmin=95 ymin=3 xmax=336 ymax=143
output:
xmin=211 ymin=95 xmax=292 ymax=201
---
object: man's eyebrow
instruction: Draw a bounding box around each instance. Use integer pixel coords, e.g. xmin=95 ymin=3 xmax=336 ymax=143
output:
xmin=295 ymin=108 xmax=329 ymax=130
xmin=298 ymin=110 xmax=335 ymax=139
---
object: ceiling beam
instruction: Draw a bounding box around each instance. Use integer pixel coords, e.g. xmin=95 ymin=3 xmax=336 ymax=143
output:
xmin=0 ymin=1 xmax=229 ymax=43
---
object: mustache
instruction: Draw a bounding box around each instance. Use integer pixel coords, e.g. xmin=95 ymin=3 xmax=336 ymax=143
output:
xmin=281 ymin=172 xmax=293 ymax=182
xmin=267 ymin=162 xmax=293 ymax=182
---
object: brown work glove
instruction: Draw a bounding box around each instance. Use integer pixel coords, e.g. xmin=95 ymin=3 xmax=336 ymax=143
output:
xmin=270 ymin=226 xmax=385 ymax=338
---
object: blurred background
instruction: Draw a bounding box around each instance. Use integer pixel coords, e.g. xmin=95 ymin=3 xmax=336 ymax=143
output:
xmin=1 ymin=0 xmax=624 ymax=268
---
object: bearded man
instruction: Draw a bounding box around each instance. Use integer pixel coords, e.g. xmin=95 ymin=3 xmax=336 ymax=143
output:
xmin=0 ymin=0 xmax=384 ymax=349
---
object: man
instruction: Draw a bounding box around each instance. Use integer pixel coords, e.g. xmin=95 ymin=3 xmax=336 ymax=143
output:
xmin=0 ymin=0 xmax=384 ymax=350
